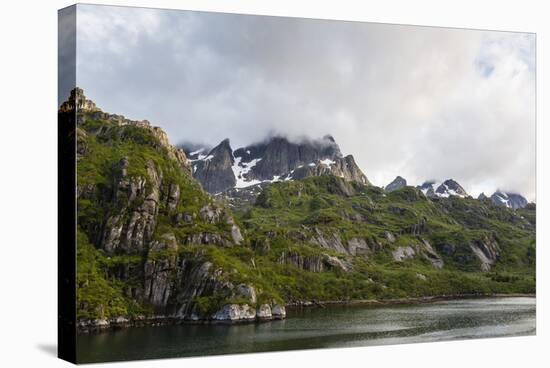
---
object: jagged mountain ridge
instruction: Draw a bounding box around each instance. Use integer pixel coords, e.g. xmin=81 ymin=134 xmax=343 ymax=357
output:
xmin=184 ymin=135 xmax=370 ymax=195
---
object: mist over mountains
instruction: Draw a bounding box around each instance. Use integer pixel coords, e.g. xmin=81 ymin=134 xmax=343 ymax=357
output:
xmin=181 ymin=135 xmax=530 ymax=209
xmin=72 ymin=5 xmax=535 ymax=203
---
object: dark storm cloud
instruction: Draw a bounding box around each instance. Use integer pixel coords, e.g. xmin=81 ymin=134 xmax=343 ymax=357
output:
xmin=75 ymin=4 xmax=536 ymax=200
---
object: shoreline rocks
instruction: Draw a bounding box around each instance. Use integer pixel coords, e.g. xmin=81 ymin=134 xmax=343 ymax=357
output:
xmin=78 ymin=303 xmax=287 ymax=333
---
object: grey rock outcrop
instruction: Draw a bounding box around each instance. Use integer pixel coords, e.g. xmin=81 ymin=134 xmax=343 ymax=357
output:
xmin=385 ymin=176 xmax=407 ymax=192
xmin=278 ymin=251 xmax=325 ymax=272
xmin=347 ymin=238 xmax=372 ymax=257
xmin=434 ymin=234 xmax=501 ymax=272
xmin=421 ymin=239 xmax=444 ymax=269
xmin=277 ymin=250 xmax=352 ymax=273
xmin=324 ymin=255 xmax=352 ymax=272
xmin=199 ymin=204 xmax=223 ymax=224
xmin=101 ymin=159 xmax=161 ymax=254
xmin=392 ymin=246 xmax=416 ymax=262
xmin=469 ymin=235 xmax=501 ymax=272
xmin=256 ymin=304 xmax=273 ymax=319
xmin=391 ymin=239 xmax=443 ymax=268
xmin=211 ymin=302 xmax=285 ymax=322
xmin=227 ymin=217 xmax=244 ymax=245
xmin=311 ymin=228 xmax=349 ymax=255
xmin=272 ymin=304 xmax=286 ymax=319
xmin=212 ymin=304 xmax=256 ymax=321
xmin=144 ymin=236 xmax=178 ymax=307
xmin=385 ymin=232 xmax=396 ymax=243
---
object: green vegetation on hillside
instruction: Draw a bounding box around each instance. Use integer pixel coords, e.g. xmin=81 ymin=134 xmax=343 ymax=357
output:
xmin=76 ymin=113 xmax=535 ymax=321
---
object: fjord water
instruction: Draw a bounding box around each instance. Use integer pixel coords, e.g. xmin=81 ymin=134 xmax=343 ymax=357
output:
xmin=77 ymin=297 xmax=535 ymax=363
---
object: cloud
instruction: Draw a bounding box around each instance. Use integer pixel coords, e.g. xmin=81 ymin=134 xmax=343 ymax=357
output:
xmin=75 ymin=4 xmax=536 ymax=201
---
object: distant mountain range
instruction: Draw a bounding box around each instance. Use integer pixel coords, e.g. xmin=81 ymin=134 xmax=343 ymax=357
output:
xmin=182 ymin=138 xmax=530 ymax=209
xmin=480 ymin=191 xmax=529 ymax=210
xmin=384 ymin=176 xmax=528 ymax=209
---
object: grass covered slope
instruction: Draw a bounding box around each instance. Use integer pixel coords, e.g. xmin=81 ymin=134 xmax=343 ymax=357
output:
xmin=76 ymin=110 xmax=535 ymax=325
xmin=232 ymin=175 xmax=535 ymax=301
xmin=76 ymin=112 xmax=259 ymax=321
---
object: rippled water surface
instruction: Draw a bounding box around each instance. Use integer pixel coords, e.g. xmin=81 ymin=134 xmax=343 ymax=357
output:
xmin=77 ymin=297 xmax=536 ymax=363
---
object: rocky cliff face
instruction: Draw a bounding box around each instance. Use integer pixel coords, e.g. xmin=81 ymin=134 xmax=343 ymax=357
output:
xmin=185 ymin=135 xmax=370 ymax=194
xmin=234 ymin=135 xmax=343 ymax=181
xmin=99 ymin=158 xmax=161 ymax=253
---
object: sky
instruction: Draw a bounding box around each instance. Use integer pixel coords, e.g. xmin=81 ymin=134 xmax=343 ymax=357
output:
xmin=65 ymin=4 xmax=536 ymax=200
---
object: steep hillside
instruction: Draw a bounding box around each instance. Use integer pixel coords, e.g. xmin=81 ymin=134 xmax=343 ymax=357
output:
xmin=230 ymin=176 xmax=535 ymax=302
xmin=74 ymin=90 xmax=285 ymax=329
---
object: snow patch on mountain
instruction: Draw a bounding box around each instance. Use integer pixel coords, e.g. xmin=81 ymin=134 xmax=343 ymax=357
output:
xmin=320 ymin=158 xmax=336 ymax=166
xmin=189 ymin=148 xmax=205 ymax=156
xmin=232 ymin=156 xmax=263 ymax=188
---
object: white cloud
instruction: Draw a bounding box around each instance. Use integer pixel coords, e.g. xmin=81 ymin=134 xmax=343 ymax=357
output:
xmin=74 ymin=5 xmax=536 ymax=201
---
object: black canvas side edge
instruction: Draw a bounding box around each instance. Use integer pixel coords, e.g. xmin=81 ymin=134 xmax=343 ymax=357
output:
xmin=58 ymin=4 xmax=77 ymax=364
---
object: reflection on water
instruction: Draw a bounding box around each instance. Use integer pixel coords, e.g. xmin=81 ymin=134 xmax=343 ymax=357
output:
xmin=77 ymin=297 xmax=535 ymax=363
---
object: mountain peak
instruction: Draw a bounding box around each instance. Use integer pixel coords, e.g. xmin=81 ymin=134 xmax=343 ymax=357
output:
xmin=490 ymin=191 xmax=528 ymax=209
xmin=417 ymin=179 xmax=468 ymax=198
xmin=435 ymin=179 xmax=468 ymax=198
xmin=189 ymin=134 xmax=369 ymax=194
xmin=385 ymin=176 xmax=407 ymax=192
xmin=217 ymin=138 xmax=232 ymax=150
xmin=190 ymin=139 xmax=236 ymax=193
